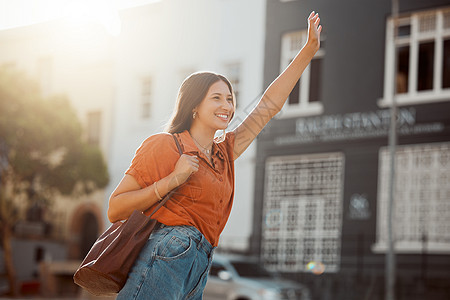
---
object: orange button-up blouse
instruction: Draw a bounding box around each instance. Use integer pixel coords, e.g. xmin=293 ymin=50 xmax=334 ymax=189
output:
xmin=125 ymin=130 xmax=235 ymax=247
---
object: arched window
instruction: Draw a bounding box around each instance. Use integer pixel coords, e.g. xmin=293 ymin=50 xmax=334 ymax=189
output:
xmin=79 ymin=212 xmax=99 ymax=259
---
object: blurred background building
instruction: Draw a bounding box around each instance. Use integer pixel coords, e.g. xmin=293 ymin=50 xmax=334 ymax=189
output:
xmin=0 ymin=12 xmax=114 ymax=297
xmin=0 ymin=0 xmax=449 ymax=299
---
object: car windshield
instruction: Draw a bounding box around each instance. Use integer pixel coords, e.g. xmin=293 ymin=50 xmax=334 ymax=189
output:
xmin=231 ymin=261 xmax=273 ymax=278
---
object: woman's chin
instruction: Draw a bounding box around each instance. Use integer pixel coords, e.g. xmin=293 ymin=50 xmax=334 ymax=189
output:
xmin=210 ymin=122 xmax=229 ymax=131
xmin=217 ymin=125 xmax=229 ymax=131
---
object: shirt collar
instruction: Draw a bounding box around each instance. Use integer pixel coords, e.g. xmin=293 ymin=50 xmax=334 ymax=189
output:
xmin=177 ymin=130 xmax=223 ymax=159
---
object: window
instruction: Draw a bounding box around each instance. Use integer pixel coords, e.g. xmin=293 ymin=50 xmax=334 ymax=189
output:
xmin=231 ymin=261 xmax=272 ymax=278
xmin=179 ymin=68 xmax=195 ymax=86
xmin=373 ymin=143 xmax=450 ymax=253
xmin=36 ymin=56 xmax=53 ymax=97
xmin=224 ymin=62 xmax=241 ymax=109
xmin=87 ymin=111 xmax=101 ymax=146
xmin=279 ymin=31 xmax=324 ymax=118
xmin=261 ymin=153 xmax=344 ymax=273
xmin=379 ymin=7 xmax=450 ymax=106
xmin=141 ymin=77 xmax=152 ymax=119
xmin=209 ymin=263 xmax=226 ymax=277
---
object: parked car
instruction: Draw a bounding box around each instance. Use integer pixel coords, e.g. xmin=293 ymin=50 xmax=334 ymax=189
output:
xmin=204 ymin=254 xmax=311 ymax=300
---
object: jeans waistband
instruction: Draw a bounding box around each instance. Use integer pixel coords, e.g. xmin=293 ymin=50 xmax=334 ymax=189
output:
xmin=158 ymin=224 xmax=215 ymax=257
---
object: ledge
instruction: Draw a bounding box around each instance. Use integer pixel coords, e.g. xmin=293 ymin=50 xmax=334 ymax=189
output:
xmin=276 ymin=102 xmax=324 ymax=119
xmin=378 ymin=90 xmax=450 ymax=107
xmin=371 ymin=241 xmax=450 ymax=254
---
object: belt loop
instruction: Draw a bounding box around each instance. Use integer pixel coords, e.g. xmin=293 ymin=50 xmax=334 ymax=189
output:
xmin=196 ymin=238 xmax=201 ymax=251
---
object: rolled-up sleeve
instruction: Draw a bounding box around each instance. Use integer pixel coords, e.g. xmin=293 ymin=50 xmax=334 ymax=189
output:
xmin=125 ymin=133 xmax=179 ymax=188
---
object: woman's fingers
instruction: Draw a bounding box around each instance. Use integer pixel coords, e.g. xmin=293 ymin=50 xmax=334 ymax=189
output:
xmin=187 ymin=156 xmax=199 ymax=172
xmin=306 ymin=11 xmax=321 ymax=50
xmin=308 ymin=12 xmax=320 ymax=24
xmin=190 ymin=157 xmax=199 ymax=166
xmin=308 ymin=12 xmax=321 ymax=33
xmin=175 ymin=155 xmax=198 ymax=177
xmin=309 ymin=12 xmax=318 ymax=22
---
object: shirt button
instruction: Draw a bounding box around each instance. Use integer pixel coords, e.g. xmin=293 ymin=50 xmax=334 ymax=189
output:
xmin=220 ymin=200 xmax=223 ymax=203
xmin=219 ymin=177 xmax=223 ymax=182
xmin=217 ymin=221 xmax=220 ymax=225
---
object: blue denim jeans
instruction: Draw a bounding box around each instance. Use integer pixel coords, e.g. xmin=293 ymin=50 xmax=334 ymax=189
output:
xmin=116 ymin=224 xmax=215 ymax=300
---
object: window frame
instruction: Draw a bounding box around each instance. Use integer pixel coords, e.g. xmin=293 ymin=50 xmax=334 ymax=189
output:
xmin=224 ymin=62 xmax=241 ymax=109
xmin=86 ymin=111 xmax=101 ymax=146
xmin=209 ymin=262 xmax=227 ymax=277
xmin=36 ymin=56 xmax=53 ymax=98
xmin=278 ymin=30 xmax=324 ymax=119
xmin=378 ymin=7 xmax=450 ymax=107
xmin=140 ymin=76 xmax=152 ymax=120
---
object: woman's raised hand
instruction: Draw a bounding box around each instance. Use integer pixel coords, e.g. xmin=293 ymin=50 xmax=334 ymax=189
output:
xmin=172 ymin=154 xmax=199 ymax=185
xmin=306 ymin=11 xmax=322 ymax=52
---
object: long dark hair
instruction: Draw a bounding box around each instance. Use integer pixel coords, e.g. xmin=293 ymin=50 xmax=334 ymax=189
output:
xmin=165 ymin=71 xmax=235 ymax=134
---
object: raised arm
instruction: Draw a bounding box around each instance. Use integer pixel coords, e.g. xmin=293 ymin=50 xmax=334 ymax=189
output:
xmin=232 ymin=12 xmax=322 ymax=159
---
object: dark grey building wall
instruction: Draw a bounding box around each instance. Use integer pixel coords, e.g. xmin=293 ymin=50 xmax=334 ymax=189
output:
xmin=256 ymin=1 xmax=450 ymax=299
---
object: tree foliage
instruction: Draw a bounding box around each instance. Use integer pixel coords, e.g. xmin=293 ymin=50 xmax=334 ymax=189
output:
xmin=0 ymin=66 xmax=109 ymax=199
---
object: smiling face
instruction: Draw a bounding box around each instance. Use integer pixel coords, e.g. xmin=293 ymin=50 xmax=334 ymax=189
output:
xmin=192 ymin=80 xmax=235 ymax=133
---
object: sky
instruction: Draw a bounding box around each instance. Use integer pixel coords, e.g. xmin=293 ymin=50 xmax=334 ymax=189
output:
xmin=0 ymin=0 xmax=159 ymax=33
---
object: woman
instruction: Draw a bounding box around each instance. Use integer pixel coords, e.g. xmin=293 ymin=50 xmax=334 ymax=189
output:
xmin=109 ymin=11 xmax=322 ymax=300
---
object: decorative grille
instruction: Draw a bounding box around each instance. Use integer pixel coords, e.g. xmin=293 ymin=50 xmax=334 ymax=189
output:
xmin=289 ymin=32 xmax=304 ymax=52
xmin=444 ymin=10 xmax=450 ymax=29
xmin=261 ymin=153 xmax=344 ymax=273
xmin=418 ymin=13 xmax=436 ymax=33
xmin=376 ymin=143 xmax=450 ymax=252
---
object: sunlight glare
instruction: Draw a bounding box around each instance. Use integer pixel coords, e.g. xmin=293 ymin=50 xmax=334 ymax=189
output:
xmin=63 ymin=0 xmax=122 ymax=36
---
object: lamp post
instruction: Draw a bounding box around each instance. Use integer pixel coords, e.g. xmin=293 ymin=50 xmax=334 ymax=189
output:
xmin=386 ymin=0 xmax=399 ymax=299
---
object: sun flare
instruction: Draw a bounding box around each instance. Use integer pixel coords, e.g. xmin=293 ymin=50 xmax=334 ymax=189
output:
xmin=62 ymin=0 xmax=122 ymax=36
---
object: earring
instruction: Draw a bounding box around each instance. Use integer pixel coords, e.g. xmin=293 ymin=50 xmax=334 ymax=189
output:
xmin=193 ymin=111 xmax=197 ymax=119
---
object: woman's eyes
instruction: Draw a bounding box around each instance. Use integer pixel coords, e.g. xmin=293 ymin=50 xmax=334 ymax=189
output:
xmin=212 ymin=96 xmax=233 ymax=103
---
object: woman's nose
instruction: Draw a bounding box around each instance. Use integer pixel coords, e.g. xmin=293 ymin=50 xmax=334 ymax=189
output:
xmin=222 ymin=99 xmax=234 ymax=110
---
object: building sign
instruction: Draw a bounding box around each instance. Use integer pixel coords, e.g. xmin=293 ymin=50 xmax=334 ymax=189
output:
xmin=348 ymin=193 xmax=371 ymax=220
xmin=274 ymin=108 xmax=445 ymax=145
